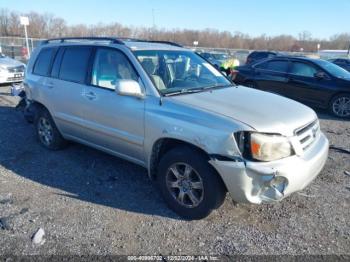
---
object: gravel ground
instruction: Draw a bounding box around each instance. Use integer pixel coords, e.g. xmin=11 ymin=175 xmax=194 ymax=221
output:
xmin=0 ymin=84 xmax=349 ymax=256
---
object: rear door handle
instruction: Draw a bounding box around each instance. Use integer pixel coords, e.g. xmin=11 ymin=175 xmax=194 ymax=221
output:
xmin=83 ymin=91 xmax=97 ymax=100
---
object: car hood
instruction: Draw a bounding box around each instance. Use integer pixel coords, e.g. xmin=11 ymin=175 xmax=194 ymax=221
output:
xmin=170 ymin=86 xmax=317 ymax=136
xmin=0 ymin=57 xmax=24 ymax=68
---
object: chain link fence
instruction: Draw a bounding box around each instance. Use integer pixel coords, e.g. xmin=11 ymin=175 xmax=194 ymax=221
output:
xmin=0 ymin=36 xmax=44 ymax=62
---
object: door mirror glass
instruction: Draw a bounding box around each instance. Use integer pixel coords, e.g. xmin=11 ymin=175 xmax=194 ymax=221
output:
xmin=115 ymin=79 xmax=144 ymax=98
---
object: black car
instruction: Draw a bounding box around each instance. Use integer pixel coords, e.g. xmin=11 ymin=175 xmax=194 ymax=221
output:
xmin=235 ymin=56 xmax=350 ymax=117
xmin=246 ymin=51 xmax=277 ymax=65
xmin=329 ymin=58 xmax=350 ymax=72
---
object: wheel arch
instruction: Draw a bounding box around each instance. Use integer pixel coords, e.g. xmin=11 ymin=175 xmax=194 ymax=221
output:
xmin=148 ymin=137 xmax=228 ymax=192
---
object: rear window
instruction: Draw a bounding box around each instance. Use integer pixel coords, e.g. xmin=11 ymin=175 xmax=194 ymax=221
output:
xmin=59 ymin=47 xmax=92 ymax=83
xmin=33 ymin=48 xmax=56 ymax=76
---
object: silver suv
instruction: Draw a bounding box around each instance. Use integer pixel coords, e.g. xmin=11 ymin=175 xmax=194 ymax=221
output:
xmin=24 ymin=37 xmax=329 ymax=219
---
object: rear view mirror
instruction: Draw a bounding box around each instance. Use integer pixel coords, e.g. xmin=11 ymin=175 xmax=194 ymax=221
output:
xmin=115 ymin=80 xmax=144 ymax=99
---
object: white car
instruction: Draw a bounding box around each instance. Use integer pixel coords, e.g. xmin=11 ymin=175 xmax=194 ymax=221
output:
xmin=0 ymin=53 xmax=25 ymax=84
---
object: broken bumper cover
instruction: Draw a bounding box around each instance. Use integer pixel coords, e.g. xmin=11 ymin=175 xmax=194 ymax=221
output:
xmin=210 ymin=132 xmax=329 ymax=204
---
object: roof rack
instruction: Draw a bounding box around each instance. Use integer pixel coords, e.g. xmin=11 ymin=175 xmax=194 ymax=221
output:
xmin=41 ymin=37 xmax=183 ymax=48
xmin=41 ymin=37 xmax=125 ymax=45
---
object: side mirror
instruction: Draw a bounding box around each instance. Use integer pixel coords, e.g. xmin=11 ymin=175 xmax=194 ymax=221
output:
xmin=314 ymin=71 xmax=327 ymax=80
xmin=115 ymin=79 xmax=144 ymax=99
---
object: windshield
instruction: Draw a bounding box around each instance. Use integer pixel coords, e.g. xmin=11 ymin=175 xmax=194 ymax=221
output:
xmin=133 ymin=50 xmax=231 ymax=95
xmin=317 ymin=60 xmax=350 ymax=80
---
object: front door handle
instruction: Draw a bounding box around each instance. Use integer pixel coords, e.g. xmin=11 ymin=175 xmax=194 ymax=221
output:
xmin=83 ymin=91 xmax=97 ymax=100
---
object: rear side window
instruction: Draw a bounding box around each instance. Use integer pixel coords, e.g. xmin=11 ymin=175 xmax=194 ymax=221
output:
xmin=255 ymin=60 xmax=289 ymax=73
xmin=59 ymin=47 xmax=92 ymax=83
xmin=33 ymin=48 xmax=55 ymax=76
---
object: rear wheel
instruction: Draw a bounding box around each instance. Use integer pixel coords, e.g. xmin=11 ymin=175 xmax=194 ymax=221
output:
xmin=157 ymin=146 xmax=226 ymax=220
xmin=35 ymin=108 xmax=67 ymax=150
xmin=330 ymin=94 xmax=350 ymax=118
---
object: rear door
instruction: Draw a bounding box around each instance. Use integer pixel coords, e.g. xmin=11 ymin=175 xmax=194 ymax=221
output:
xmin=285 ymin=61 xmax=332 ymax=106
xmin=46 ymin=45 xmax=93 ymax=137
xmin=253 ymin=59 xmax=290 ymax=95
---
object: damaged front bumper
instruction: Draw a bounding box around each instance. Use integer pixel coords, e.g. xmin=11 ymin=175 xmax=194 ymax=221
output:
xmin=209 ymin=132 xmax=329 ymax=204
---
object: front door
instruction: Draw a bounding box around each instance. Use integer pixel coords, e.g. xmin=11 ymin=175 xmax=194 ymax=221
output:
xmin=285 ymin=61 xmax=332 ymax=107
xmin=79 ymin=47 xmax=145 ymax=163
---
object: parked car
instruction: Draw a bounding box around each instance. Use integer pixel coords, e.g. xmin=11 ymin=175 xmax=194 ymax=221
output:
xmin=23 ymin=37 xmax=328 ymax=219
xmin=0 ymin=53 xmax=26 ymax=84
xmin=246 ymin=51 xmax=278 ymax=65
xmin=235 ymin=56 xmax=350 ymax=118
xmin=198 ymin=51 xmax=230 ymax=69
xmin=328 ymin=58 xmax=350 ymax=72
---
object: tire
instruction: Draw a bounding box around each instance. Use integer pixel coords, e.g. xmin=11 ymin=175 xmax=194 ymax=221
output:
xmin=157 ymin=146 xmax=226 ymax=220
xmin=329 ymin=94 xmax=350 ymax=118
xmin=35 ymin=108 xmax=67 ymax=150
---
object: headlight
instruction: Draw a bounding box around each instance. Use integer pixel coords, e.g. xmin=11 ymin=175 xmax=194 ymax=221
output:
xmin=235 ymin=132 xmax=293 ymax=162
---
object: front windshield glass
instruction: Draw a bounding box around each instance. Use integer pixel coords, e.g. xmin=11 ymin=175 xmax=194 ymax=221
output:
xmin=133 ymin=50 xmax=231 ymax=95
xmin=318 ymin=60 xmax=350 ymax=80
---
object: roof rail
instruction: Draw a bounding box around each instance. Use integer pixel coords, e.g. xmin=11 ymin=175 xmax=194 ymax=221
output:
xmin=41 ymin=37 xmax=183 ymax=48
xmin=119 ymin=38 xmax=183 ymax=47
xmin=41 ymin=37 xmax=124 ymax=45
xmin=147 ymin=40 xmax=183 ymax=47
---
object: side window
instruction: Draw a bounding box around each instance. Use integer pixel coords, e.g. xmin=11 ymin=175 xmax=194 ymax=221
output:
xmin=91 ymin=48 xmax=138 ymax=90
xmin=33 ymin=48 xmax=55 ymax=76
xmin=254 ymin=61 xmax=268 ymax=69
xmin=255 ymin=60 xmax=289 ymax=73
xmin=265 ymin=61 xmax=289 ymax=72
xmin=290 ymin=62 xmax=318 ymax=77
xmin=59 ymin=47 xmax=92 ymax=83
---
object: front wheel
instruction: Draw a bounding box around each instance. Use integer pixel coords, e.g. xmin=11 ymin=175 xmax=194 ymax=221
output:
xmin=330 ymin=94 xmax=350 ymax=118
xmin=157 ymin=146 xmax=226 ymax=220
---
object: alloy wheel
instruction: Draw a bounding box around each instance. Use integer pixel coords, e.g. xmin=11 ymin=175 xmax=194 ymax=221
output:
xmin=165 ymin=162 xmax=204 ymax=208
xmin=332 ymin=96 xmax=350 ymax=117
xmin=38 ymin=117 xmax=53 ymax=146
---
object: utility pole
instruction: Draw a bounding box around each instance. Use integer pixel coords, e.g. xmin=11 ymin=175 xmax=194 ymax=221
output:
xmin=20 ymin=16 xmax=30 ymax=59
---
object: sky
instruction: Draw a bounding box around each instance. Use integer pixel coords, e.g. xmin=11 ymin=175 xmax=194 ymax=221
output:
xmin=1 ymin=0 xmax=350 ymax=39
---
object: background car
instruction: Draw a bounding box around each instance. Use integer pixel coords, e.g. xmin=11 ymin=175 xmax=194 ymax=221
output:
xmin=198 ymin=51 xmax=230 ymax=69
xmin=235 ymin=56 xmax=350 ymax=118
xmin=329 ymin=58 xmax=350 ymax=72
xmin=246 ymin=51 xmax=278 ymax=65
xmin=0 ymin=53 xmax=26 ymax=84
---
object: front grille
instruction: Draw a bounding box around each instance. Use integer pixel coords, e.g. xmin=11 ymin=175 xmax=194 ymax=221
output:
xmin=295 ymin=120 xmax=319 ymax=151
xmin=8 ymin=65 xmax=25 ymax=73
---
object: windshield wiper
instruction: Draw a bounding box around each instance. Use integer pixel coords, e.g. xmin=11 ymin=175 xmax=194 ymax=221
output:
xmin=163 ymin=84 xmax=233 ymax=97
xmin=201 ymin=84 xmax=233 ymax=90
xmin=163 ymin=88 xmax=204 ymax=97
